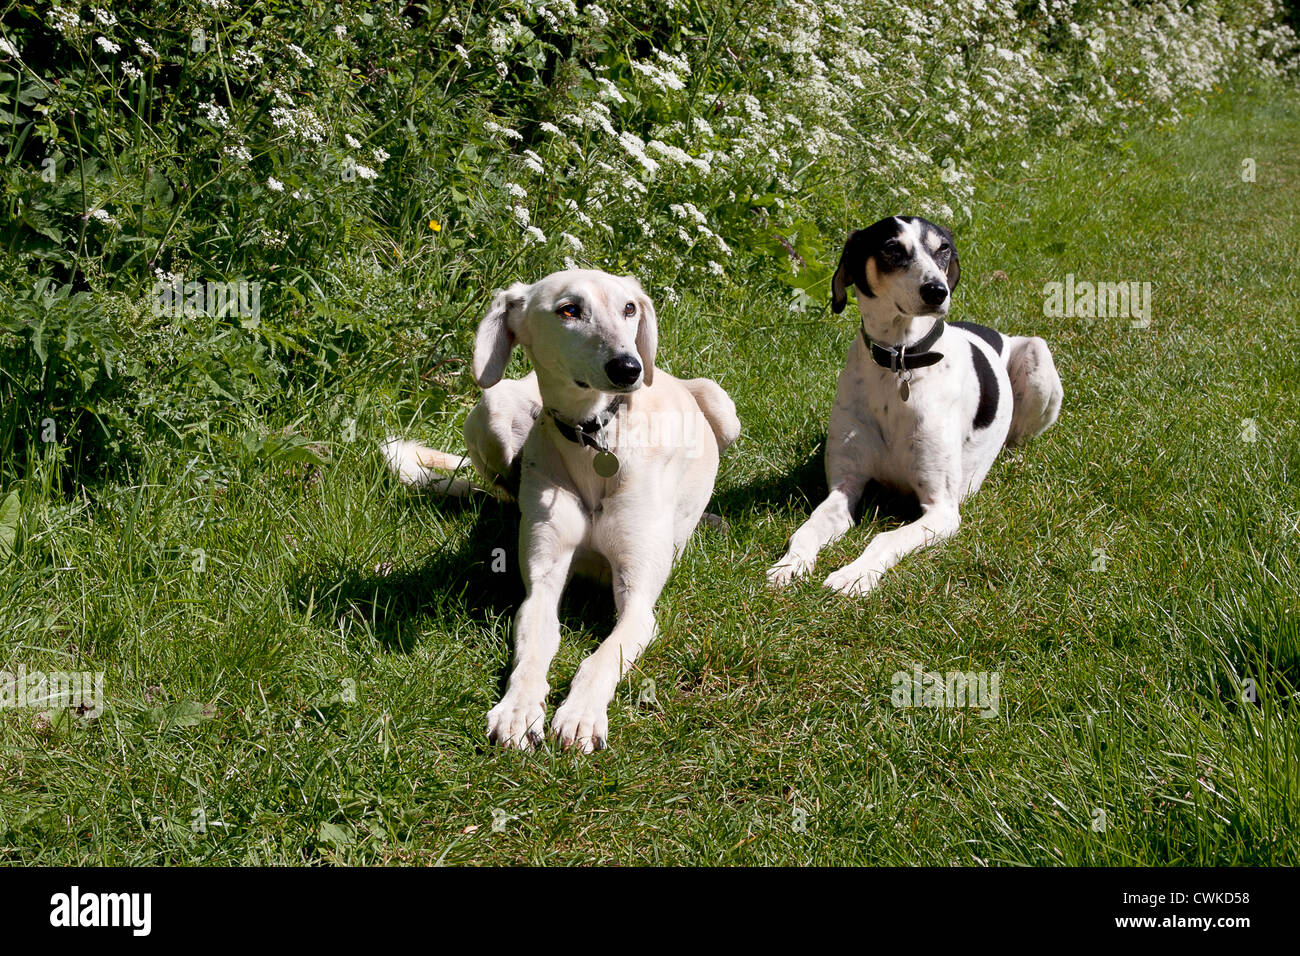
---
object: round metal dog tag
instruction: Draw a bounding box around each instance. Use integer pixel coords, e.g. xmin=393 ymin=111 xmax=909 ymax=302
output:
xmin=593 ymin=451 xmax=620 ymax=477
xmin=899 ymin=378 xmax=911 ymax=402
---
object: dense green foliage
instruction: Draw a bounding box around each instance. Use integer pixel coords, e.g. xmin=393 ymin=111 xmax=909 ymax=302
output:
xmin=0 ymin=1 xmax=1295 ymax=482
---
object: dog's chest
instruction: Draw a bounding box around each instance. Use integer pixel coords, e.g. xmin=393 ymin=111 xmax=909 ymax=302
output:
xmin=847 ymin=358 xmax=964 ymax=484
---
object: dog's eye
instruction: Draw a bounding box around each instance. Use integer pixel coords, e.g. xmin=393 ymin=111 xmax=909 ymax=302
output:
xmin=881 ymin=240 xmax=905 ymax=262
xmin=624 ymin=301 xmax=637 ymax=317
xmin=557 ymin=304 xmax=579 ymax=319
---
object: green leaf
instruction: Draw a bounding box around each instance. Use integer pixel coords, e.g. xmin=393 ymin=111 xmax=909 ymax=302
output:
xmin=147 ymin=700 xmax=216 ymax=727
xmin=318 ymin=822 xmax=355 ymax=846
xmin=0 ymin=491 xmax=19 ymax=561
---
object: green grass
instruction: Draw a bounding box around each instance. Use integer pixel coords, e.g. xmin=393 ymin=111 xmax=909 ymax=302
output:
xmin=2 ymin=83 xmax=1298 ymax=866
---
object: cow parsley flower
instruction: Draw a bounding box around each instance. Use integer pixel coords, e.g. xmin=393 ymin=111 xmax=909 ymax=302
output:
xmin=564 ymin=199 xmax=593 ymax=228
xmin=270 ymin=106 xmax=327 ymax=144
xmin=200 ymin=101 xmax=231 ymax=128
xmin=49 ymin=6 xmax=83 ymax=38
xmin=231 ymin=48 xmax=261 ymax=71
xmin=286 ymin=43 xmax=314 ymax=68
xmin=618 ymin=132 xmax=659 ymax=175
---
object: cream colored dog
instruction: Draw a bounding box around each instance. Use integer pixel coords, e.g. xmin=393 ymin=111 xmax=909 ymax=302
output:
xmin=384 ymin=269 xmax=739 ymax=752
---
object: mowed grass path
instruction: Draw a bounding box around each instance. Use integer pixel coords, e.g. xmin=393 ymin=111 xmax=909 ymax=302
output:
xmin=2 ymin=85 xmax=1297 ymax=865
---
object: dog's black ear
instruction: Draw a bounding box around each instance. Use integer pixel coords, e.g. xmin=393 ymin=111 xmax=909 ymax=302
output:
xmin=831 ymin=230 xmax=870 ymax=314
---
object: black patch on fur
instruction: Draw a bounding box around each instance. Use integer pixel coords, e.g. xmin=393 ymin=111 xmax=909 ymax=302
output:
xmin=969 ymin=342 xmax=999 ymax=430
xmin=831 ymin=219 xmax=903 ymax=312
xmin=952 ymin=320 xmax=1004 ymax=355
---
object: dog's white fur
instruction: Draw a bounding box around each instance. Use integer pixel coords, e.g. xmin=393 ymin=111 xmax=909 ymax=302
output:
xmin=385 ymin=269 xmax=739 ymax=752
xmin=767 ymin=217 xmax=1062 ymax=596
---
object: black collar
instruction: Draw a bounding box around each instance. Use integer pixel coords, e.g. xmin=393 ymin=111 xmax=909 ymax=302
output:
xmin=548 ymin=396 xmax=624 ymax=452
xmin=861 ymin=318 xmax=946 ymax=372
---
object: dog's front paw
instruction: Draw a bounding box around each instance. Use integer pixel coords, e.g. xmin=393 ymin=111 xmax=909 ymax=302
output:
xmin=766 ymin=553 xmax=812 ymax=589
xmin=487 ymin=692 xmax=547 ymax=750
xmin=551 ymin=692 xmax=609 ymax=754
xmin=822 ymin=562 xmax=883 ymax=597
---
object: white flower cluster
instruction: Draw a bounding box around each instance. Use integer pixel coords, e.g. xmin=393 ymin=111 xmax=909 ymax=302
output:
xmin=200 ymin=101 xmax=231 ymax=129
xmin=463 ymin=0 xmax=1294 ymax=284
xmin=270 ymin=105 xmax=327 ymax=145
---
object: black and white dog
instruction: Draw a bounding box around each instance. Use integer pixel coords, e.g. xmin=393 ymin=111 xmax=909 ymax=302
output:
xmin=767 ymin=215 xmax=1063 ymax=596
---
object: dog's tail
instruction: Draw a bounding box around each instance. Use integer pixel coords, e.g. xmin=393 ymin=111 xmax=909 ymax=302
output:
xmin=380 ymin=437 xmax=477 ymax=496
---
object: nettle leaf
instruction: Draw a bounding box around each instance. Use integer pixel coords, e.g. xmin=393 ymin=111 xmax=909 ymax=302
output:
xmin=147 ymin=700 xmax=216 ymax=727
xmin=318 ymin=822 xmax=355 ymax=846
xmin=0 ymin=491 xmax=20 ymax=560
xmin=20 ymin=207 xmax=65 ymax=244
xmin=254 ymin=433 xmax=329 ymax=466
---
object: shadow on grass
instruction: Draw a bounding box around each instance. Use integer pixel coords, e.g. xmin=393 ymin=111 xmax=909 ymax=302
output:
xmin=292 ymin=431 xmax=921 ymax=655
xmin=289 ymin=490 xmax=616 ymax=656
xmin=712 ymin=430 xmax=922 ymax=533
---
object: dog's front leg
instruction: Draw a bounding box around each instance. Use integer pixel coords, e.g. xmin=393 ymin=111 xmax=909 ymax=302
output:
xmin=552 ymin=545 xmax=673 ymax=753
xmin=487 ymin=493 xmax=587 ymax=750
xmin=767 ymin=478 xmax=865 ymax=588
xmin=823 ymin=500 xmax=961 ymax=597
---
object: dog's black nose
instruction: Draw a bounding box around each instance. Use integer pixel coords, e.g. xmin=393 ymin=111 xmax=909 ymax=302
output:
xmin=605 ymin=354 xmax=642 ymax=387
xmin=920 ymin=282 xmax=949 ymax=307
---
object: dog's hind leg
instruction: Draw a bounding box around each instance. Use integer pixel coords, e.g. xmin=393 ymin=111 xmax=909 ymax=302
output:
xmin=682 ymin=377 xmax=741 ymax=452
xmin=380 ymin=439 xmax=475 ymax=495
xmin=464 ymin=373 xmax=542 ymax=498
xmin=1004 ymin=336 xmax=1062 ymax=448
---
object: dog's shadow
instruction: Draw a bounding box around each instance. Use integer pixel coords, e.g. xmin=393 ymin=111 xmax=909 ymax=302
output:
xmin=713 ymin=431 xmax=922 ymax=531
xmin=290 ymin=491 xmax=616 ymax=659
xmin=293 ymin=434 xmax=916 ymax=667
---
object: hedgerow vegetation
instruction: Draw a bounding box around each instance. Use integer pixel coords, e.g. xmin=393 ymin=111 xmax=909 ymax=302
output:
xmin=0 ymin=1 xmax=1296 ymax=482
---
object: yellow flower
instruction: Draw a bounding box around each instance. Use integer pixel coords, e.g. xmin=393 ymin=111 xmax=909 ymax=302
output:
xmin=428 ymin=219 xmax=442 ymax=232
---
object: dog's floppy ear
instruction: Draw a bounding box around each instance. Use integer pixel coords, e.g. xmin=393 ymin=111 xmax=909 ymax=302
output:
xmin=938 ymin=224 xmax=960 ymax=292
xmin=624 ymin=275 xmax=657 ymax=386
xmin=472 ymin=282 xmax=528 ymax=388
xmin=635 ymin=294 xmax=658 ymax=387
xmin=831 ymin=230 xmax=870 ymax=314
